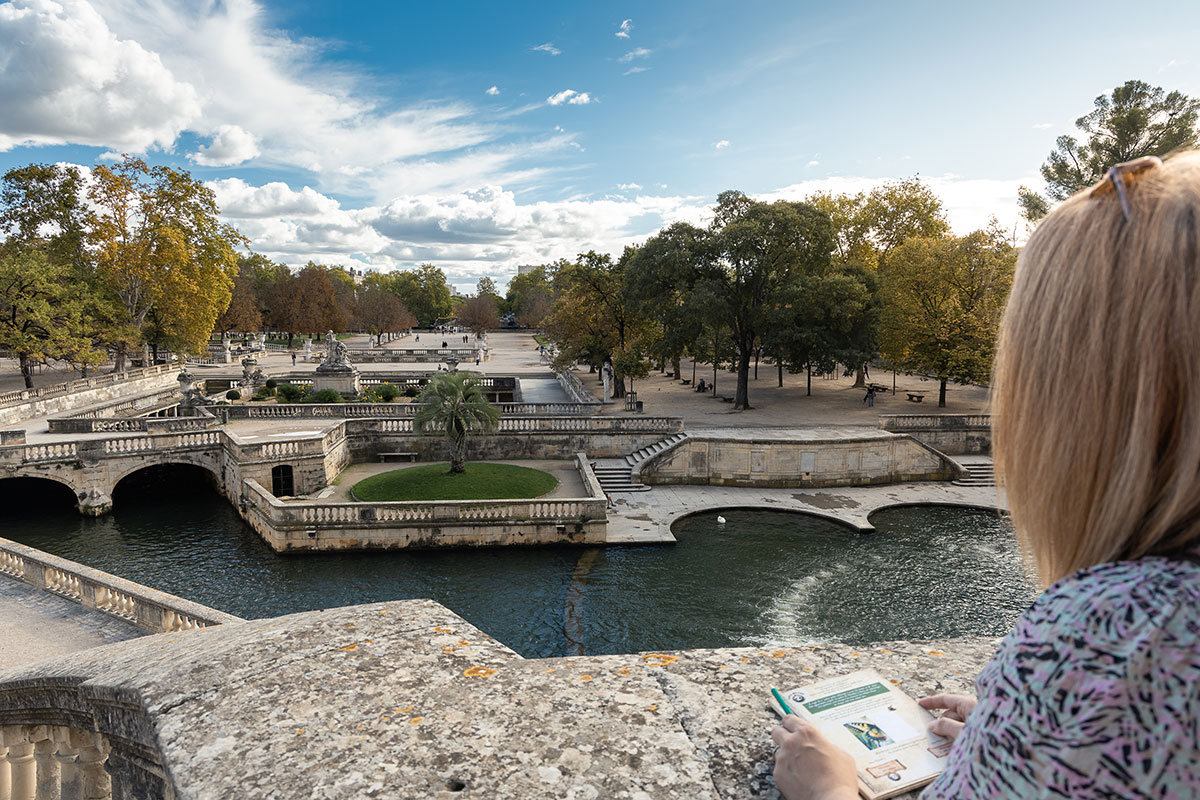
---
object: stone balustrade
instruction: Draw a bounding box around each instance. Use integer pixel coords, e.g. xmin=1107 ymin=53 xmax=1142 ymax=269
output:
xmin=47 ymin=416 xmax=221 ymax=435
xmin=0 ymin=537 xmax=243 ymax=633
xmin=0 ymin=726 xmax=113 ymax=800
xmin=211 ymin=400 xmax=601 ymax=421
xmin=0 ymin=365 xmax=176 ymax=410
xmin=240 ymin=477 xmax=607 ymax=551
xmin=878 ymin=414 xmax=992 ymax=455
xmin=555 ymin=368 xmax=602 ymax=404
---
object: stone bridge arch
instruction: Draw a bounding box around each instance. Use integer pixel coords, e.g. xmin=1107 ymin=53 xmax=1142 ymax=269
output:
xmin=0 ymin=468 xmax=89 ymax=514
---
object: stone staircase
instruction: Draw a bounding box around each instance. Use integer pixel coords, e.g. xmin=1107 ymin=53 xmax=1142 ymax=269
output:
xmin=592 ymin=432 xmax=688 ymax=493
xmin=951 ymin=457 xmax=996 ymax=487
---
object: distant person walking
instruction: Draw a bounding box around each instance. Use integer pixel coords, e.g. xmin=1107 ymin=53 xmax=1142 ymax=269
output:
xmin=291 ymin=351 xmax=296 ymax=366
xmin=863 ymin=386 xmax=875 ymax=407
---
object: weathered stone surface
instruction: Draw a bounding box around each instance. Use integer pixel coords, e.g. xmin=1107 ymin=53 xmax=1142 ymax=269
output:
xmin=0 ymin=600 xmax=998 ymax=799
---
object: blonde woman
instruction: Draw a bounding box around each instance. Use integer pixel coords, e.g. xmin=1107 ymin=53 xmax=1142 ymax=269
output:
xmin=772 ymin=153 xmax=1200 ymax=799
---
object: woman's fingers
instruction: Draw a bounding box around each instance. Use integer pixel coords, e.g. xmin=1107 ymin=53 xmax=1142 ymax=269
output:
xmin=781 ymin=714 xmax=805 ymax=733
xmin=919 ymin=694 xmax=977 ymax=716
xmin=927 ymin=716 xmax=966 ymax=740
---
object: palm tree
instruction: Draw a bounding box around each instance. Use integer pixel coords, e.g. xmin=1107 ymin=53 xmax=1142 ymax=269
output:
xmin=413 ymin=372 xmax=500 ymax=473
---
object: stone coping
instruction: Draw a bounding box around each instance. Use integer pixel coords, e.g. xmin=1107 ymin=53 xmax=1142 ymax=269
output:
xmin=679 ymin=427 xmax=908 ymax=443
xmin=0 ymin=599 xmax=996 ymax=799
xmin=0 ymin=537 xmax=243 ymax=633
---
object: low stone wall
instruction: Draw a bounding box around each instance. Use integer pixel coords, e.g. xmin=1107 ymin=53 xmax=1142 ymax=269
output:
xmin=48 ymin=415 xmax=221 ymax=434
xmin=0 ymin=598 xmax=996 ymax=799
xmin=239 ymin=478 xmax=607 ymax=551
xmin=0 ymin=536 xmax=242 ymax=633
xmin=211 ymin=399 xmax=601 ymax=421
xmin=879 ymin=414 xmax=992 ymax=455
xmin=0 ymin=365 xmax=180 ymax=427
xmin=640 ymin=430 xmax=962 ymax=487
xmin=0 ymin=430 xmax=25 ymax=445
xmin=556 ymin=368 xmax=602 ymax=405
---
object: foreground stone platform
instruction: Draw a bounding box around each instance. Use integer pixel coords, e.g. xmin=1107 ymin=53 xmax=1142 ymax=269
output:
xmin=0 ymin=599 xmax=995 ymax=799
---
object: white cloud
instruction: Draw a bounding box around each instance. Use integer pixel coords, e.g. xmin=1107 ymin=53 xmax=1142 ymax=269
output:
xmin=618 ymin=47 xmax=652 ymax=63
xmin=714 ymin=139 xmax=730 ymax=150
xmin=532 ymin=42 xmax=561 ymax=55
xmin=547 ymin=89 xmax=594 ymax=106
xmin=806 ymin=160 xmax=819 ymax=167
xmin=617 ymin=183 xmax=642 ymax=191
xmin=624 ymin=66 xmax=647 ymax=75
xmin=190 ymin=124 xmax=259 ymax=166
xmin=0 ymin=0 xmax=201 ymax=152
xmin=485 ymin=85 xmax=500 ymax=96
xmin=615 ymin=19 xmax=632 ymax=38
xmin=1031 ymin=122 xmax=1053 ymax=129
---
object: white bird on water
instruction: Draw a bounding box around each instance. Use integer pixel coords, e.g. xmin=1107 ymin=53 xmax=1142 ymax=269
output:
xmin=716 ymin=515 xmax=727 ymax=525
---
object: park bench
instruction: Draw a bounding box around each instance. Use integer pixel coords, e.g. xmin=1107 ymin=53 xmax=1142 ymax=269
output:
xmin=906 ymin=393 xmax=925 ymax=403
xmin=720 ymin=396 xmax=734 ymax=403
xmin=378 ymin=451 xmax=418 ymax=463
xmin=680 ymin=379 xmax=691 ymax=385
xmin=868 ymin=383 xmax=890 ymax=394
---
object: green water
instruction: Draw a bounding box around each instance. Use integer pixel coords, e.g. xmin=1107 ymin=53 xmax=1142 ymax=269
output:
xmin=1 ymin=471 xmax=1036 ymax=658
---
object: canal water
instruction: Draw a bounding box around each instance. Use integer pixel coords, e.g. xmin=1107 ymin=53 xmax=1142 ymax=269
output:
xmin=2 ymin=470 xmax=1037 ymax=658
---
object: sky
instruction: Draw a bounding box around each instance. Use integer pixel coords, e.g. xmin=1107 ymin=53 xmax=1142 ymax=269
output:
xmin=1 ymin=0 xmax=1200 ymax=291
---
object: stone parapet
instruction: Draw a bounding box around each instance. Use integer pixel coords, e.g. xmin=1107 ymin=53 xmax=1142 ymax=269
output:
xmin=210 ymin=400 xmax=602 ymax=421
xmin=0 ymin=537 xmax=242 ymax=634
xmin=0 ymin=599 xmax=996 ymax=799
xmin=640 ymin=429 xmax=962 ymax=488
xmin=0 ymin=366 xmax=180 ymax=427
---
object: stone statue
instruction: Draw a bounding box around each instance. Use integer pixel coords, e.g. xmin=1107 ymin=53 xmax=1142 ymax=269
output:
xmin=601 ymin=361 xmax=614 ymax=403
xmin=177 ymin=369 xmax=211 ymax=409
xmin=316 ymin=330 xmax=353 ymax=372
xmin=240 ymin=357 xmax=264 ymax=387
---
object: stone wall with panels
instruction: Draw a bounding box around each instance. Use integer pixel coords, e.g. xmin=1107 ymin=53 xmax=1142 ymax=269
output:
xmin=641 ymin=432 xmax=960 ymax=488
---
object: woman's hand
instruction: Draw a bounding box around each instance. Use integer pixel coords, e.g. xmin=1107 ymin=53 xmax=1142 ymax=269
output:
xmin=771 ymin=714 xmax=858 ymax=800
xmin=917 ymin=694 xmax=977 ymax=740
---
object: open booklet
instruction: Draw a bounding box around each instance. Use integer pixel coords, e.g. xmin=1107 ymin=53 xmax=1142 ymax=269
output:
xmin=769 ymin=669 xmax=952 ymax=800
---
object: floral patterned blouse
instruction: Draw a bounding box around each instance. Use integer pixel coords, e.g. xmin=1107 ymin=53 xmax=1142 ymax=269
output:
xmin=922 ymin=554 xmax=1200 ymax=799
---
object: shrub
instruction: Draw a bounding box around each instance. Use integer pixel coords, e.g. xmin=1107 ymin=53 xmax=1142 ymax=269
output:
xmin=376 ymin=383 xmax=399 ymax=402
xmin=403 ymin=386 xmax=420 ymax=398
xmin=225 ymin=389 xmax=241 ymax=401
xmin=308 ymin=388 xmax=344 ymax=404
xmin=265 ymin=378 xmax=278 ymax=389
xmin=277 ymin=383 xmax=305 ymax=402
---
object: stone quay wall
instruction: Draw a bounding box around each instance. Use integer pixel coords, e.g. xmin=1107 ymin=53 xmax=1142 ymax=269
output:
xmin=0 ymin=598 xmax=996 ymax=799
xmin=0 ymin=365 xmax=180 ymax=427
xmin=879 ymin=414 xmax=992 ymax=455
xmin=639 ymin=431 xmax=962 ymax=488
xmin=0 ymin=536 xmax=242 ymax=633
xmin=239 ymin=455 xmax=607 ymax=551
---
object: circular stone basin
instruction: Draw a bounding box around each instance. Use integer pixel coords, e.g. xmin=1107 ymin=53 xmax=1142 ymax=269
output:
xmin=350 ymin=462 xmax=558 ymax=501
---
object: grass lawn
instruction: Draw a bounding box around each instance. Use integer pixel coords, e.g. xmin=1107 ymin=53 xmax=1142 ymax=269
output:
xmin=351 ymin=462 xmax=559 ymax=501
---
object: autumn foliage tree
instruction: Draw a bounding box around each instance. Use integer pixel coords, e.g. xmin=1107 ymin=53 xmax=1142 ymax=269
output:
xmin=88 ymin=156 xmax=243 ymax=368
xmin=878 ymin=225 xmax=1016 ymax=407
xmin=457 ymin=295 xmax=500 ymax=338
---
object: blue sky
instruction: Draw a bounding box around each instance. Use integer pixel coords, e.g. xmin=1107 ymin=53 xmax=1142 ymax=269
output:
xmin=1 ymin=0 xmax=1199 ymax=290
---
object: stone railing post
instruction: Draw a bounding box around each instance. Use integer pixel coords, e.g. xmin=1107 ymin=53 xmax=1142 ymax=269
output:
xmin=54 ymin=729 xmax=83 ymax=800
xmin=0 ymin=742 xmax=8 ymax=800
xmin=32 ymin=733 xmax=58 ymax=800
xmin=3 ymin=727 xmax=35 ymax=800
xmin=74 ymin=734 xmax=110 ymax=800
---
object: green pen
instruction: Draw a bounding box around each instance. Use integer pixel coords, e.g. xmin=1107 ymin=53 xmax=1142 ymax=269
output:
xmin=771 ymin=687 xmax=794 ymax=716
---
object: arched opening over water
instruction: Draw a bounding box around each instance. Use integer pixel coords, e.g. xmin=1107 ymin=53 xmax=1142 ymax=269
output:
xmin=112 ymin=463 xmax=221 ymax=509
xmin=0 ymin=476 xmax=79 ymax=516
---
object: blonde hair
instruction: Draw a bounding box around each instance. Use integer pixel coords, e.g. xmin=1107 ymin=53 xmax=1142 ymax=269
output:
xmin=994 ymin=150 xmax=1200 ymax=586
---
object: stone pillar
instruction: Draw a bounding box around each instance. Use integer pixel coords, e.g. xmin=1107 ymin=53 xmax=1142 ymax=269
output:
xmin=75 ymin=741 xmax=109 ymax=800
xmin=54 ymin=731 xmax=83 ymax=800
xmin=34 ymin=737 xmax=59 ymax=800
xmin=3 ymin=732 xmax=34 ymax=800
xmin=76 ymin=489 xmax=113 ymax=518
xmin=0 ymin=743 xmax=10 ymax=800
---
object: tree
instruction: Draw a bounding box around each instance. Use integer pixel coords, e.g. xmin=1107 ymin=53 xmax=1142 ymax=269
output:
xmin=545 ymin=251 xmax=653 ymax=398
xmin=457 ymin=295 xmax=499 ymax=338
xmin=0 ymin=251 xmax=101 ymax=387
xmin=89 ymin=156 xmax=243 ymax=369
xmin=506 ymin=266 xmax=553 ymax=327
xmin=389 ymin=264 xmax=453 ymax=328
xmin=0 ymin=163 xmax=90 ymax=273
xmin=878 ymin=225 xmax=1016 ymax=407
xmin=414 ymin=371 xmax=500 ymax=473
xmin=216 ymin=273 xmax=262 ymax=335
xmin=1024 ymin=80 xmax=1200 ymax=221
xmin=704 ymin=191 xmax=834 ymax=409
xmin=358 ymin=286 xmax=415 ymax=345
xmin=476 ymin=276 xmax=502 ymax=305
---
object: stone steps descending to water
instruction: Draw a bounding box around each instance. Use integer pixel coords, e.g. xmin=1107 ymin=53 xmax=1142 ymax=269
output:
xmin=952 ymin=458 xmax=996 ymax=487
xmin=593 ymin=433 xmax=688 ymax=494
